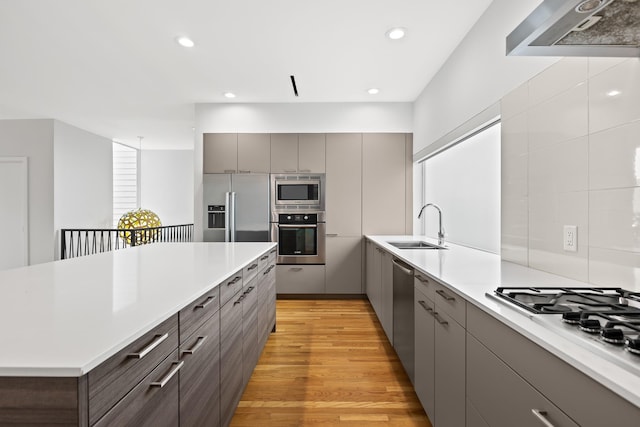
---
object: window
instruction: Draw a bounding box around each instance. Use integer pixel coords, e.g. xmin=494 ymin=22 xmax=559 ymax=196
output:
xmin=112 ymin=143 xmax=138 ymax=227
xmin=420 ymin=121 xmax=501 ymax=253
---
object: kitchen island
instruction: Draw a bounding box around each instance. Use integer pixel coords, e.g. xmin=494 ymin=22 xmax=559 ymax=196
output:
xmin=366 ymin=235 xmax=640 ymax=427
xmin=0 ymin=242 xmax=277 ymax=426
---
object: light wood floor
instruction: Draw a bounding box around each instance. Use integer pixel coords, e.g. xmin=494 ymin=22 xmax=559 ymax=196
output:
xmin=231 ymin=299 xmax=433 ymax=426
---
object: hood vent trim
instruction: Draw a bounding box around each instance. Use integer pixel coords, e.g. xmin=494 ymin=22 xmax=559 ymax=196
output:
xmin=507 ymin=0 xmax=640 ymax=57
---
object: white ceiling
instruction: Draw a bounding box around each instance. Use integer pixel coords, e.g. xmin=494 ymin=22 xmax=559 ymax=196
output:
xmin=0 ymin=0 xmax=493 ymax=150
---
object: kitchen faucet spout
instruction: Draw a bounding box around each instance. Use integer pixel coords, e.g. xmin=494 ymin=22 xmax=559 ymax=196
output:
xmin=417 ymin=203 xmax=445 ymax=245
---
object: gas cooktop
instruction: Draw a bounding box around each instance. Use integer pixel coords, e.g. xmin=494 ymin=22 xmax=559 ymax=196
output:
xmin=493 ymin=287 xmax=640 ymax=361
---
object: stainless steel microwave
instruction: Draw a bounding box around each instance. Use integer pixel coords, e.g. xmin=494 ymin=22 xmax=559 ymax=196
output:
xmin=271 ymin=174 xmax=325 ymax=211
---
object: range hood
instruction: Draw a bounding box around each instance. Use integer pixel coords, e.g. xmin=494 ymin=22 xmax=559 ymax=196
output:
xmin=507 ymin=0 xmax=640 ymax=57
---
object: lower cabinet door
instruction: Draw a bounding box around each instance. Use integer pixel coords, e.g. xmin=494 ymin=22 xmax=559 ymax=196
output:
xmin=276 ymin=265 xmax=325 ymax=294
xmin=179 ymin=312 xmax=221 ymax=427
xmin=220 ymin=292 xmax=244 ymax=427
xmin=414 ymin=288 xmax=435 ymax=421
xmin=467 ymin=333 xmax=579 ymax=427
xmin=434 ymin=309 xmax=465 ymax=427
xmin=94 ymin=351 xmax=180 ymax=427
xmin=242 ymin=279 xmax=259 ymax=388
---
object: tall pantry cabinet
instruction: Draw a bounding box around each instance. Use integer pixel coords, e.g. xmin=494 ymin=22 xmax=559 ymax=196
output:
xmin=202 ymin=132 xmax=413 ymax=294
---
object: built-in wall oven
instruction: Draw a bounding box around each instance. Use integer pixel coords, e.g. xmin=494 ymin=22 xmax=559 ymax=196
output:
xmin=271 ymin=212 xmax=326 ymax=265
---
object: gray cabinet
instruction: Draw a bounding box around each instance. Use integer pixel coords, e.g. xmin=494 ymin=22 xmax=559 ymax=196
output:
xmin=203 ymin=133 xmax=270 ymax=173
xmin=276 ymin=265 xmax=325 ymax=294
xmin=365 ymin=241 xmax=382 ymax=320
xmin=413 ymin=273 xmax=466 ymax=427
xmin=362 ymin=133 xmax=408 ymax=235
xmin=271 ymin=133 xmax=325 ymax=173
xmin=219 ymin=289 xmax=244 ymax=427
xmin=365 ymin=241 xmax=393 ymax=342
xmin=325 ymin=236 xmax=362 ymax=294
xmin=325 ymin=133 xmax=361 ymax=236
xmin=242 ymin=276 xmax=259 ymax=389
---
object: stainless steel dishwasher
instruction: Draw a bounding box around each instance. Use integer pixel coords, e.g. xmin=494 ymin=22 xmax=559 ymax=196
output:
xmin=392 ymin=257 xmax=415 ymax=384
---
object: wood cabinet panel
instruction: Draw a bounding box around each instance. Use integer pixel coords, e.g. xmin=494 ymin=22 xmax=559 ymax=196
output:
xmin=88 ymin=315 xmax=179 ymax=425
xmin=362 ymin=133 xmax=407 ymax=235
xmin=414 ymin=286 xmax=435 ymax=422
xmin=298 ymin=133 xmax=325 ymax=173
xmin=325 ymin=133 xmax=361 ymax=236
xmin=220 ymin=292 xmax=244 ymax=427
xmin=237 ymin=134 xmax=270 ymax=173
xmin=270 ymin=134 xmax=298 ymax=173
xmin=325 ymin=236 xmax=362 ymax=294
xmin=179 ymin=312 xmax=221 ymax=427
xmin=242 ymin=278 xmax=259 ymax=388
xmin=219 ymin=270 xmax=243 ymax=307
xmin=179 ymin=286 xmax=219 ymax=345
xmin=0 ymin=376 xmax=87 ymax=426
xmin=94 ymin=351 xmax=180 ymax=427
xmin=203 ymin=133 xmax=237 ymax=173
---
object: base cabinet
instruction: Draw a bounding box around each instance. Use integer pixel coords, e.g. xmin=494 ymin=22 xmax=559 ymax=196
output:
xmin=325 ymin=237 xmax=362 ymax=294
xmin=365 ymin=242 xmax=393 ymax=343
xmin=220 ymin=289 xmax=244 ymax=427
xmin=276 ymin=265 xmax=325 ymax=294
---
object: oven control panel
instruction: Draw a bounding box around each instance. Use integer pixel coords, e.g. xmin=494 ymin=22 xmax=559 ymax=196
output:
xmin=278 ymin=213 xmax=318 ymax=224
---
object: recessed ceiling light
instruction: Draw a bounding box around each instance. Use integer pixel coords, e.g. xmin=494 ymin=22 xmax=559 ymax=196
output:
xmin=223 ymin=92 xmax=236 ymax=99
xmin=176 ymin=36 xmax=195 ymax=48
xmin=368 ymin=88 xmax=380 ymax=95
xmin=386 ymin=27 xmax=406 ymax=40
xmin=607 ymin=89 xmax=621 ymax=97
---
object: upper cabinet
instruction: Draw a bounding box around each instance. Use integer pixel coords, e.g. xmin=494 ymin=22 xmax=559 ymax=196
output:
xmin=271 ymin=133 xmax=325 ymax=173
xmin=203 ymin=133 xmax=237 ymax=173
xmin=326 ymin=133 xmax=361 ymax=236
xmin=203 ymin=133 xmax=270 ymax=174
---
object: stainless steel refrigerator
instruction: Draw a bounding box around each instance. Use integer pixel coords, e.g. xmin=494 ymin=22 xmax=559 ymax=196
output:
xmin=203 ymin=174 xmax=270 ymax=242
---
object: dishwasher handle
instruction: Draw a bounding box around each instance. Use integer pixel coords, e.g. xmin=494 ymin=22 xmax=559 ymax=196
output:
xmin=392 ymin=258 xmax=414 ymax=276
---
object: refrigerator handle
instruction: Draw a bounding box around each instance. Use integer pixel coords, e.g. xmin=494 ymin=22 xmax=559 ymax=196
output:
xmin=229 ymin=192 xmax=237 ymax=242
xmin=224 ymin=192 xmax=231 ymax=242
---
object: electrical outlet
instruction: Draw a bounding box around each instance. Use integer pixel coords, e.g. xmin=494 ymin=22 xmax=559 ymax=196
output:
xmin=563 ymin=225 xmax=577 ymax=252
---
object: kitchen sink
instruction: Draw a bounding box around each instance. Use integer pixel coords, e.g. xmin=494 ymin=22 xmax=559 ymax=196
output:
xmin=388 ymin=241 xmax=447 ymax=250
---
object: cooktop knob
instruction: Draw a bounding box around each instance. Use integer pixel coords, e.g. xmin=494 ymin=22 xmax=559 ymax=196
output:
xmin=625 ymin=338 xmax=640 ymax=355
xmin=562 ymin=312 xmax=582 ymax=324
xmin=579 ymin=318 xmax=601 ymax=334
xmin=601 ymin=328 xmax=625 ymax=345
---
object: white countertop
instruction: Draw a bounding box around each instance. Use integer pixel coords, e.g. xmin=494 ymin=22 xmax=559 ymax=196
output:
xmin=0 ymin=242 xmax=276 ymax=377
xmin=367 ymin=235 xmax=640 ymax=408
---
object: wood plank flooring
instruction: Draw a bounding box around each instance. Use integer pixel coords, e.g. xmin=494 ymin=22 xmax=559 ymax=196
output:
xmin=231 ymin=299 xmax=433 ymax=426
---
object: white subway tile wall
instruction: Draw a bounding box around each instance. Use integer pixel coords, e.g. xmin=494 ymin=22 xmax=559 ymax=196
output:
xmin=501 ymin=57 xmax=640 ymax=289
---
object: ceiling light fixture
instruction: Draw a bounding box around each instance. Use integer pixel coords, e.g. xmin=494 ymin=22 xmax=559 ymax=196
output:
xmin=368 ymin=88 xmax=380 ymax=95
xmin=386 ymin=27 xmax=406 ymax=40
xmin=176 ymin=36 xmax=195 ymax=48
xmin=606 ymin=89 xmax=621 ymax=97
xmin=223 ymin=92 xmax=236 ymax=99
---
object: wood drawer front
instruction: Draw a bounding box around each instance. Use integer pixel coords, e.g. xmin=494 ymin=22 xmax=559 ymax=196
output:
xmin=0 ymin=376 xmax=87 ymax=426
xmin=94 ymin=350 xmax=180 ymax=427
xmin=219 ymin=270 xmax=243 ymax=307
xmin=467 ymin=304 xmax=640 ymax=426
xmin=432 ymin=281 xmax=465 ymax=326
xmin=242 ymin=278 xmax=259 ymax=388
xmin=268 ymin=247 xmax=277 ymax=264
xmin=257 ymin=252 xmax=270 ymax=273
xmin=88 ymin=315 xmax=178 ymax=425
xmin=243 ymin=258 xmax=259 ymax=284
xmin=179 ymin=286 xmax=220 ymax=344
xmin=467 ymin=333 xmax=578 ymax=427
xmin=414 ymin=272 xmax=435 ymax=301
xmin=179 ymin=312 xmax=221 ymax=427
xmin=220 ymin=293 xmax=244 ymax=427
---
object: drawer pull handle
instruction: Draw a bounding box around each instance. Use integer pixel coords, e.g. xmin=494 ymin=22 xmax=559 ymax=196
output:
xmin=238 ymin=170 xmax=251 ymax=174
xmin=223 ymin=169 xmax=236 ymax=174
xmin=531 ymin=409 xmax=556 ymax=427
xmin=299 ymin=169 xmax=311 ymax=172
xmin=270 ymin=248 xmax=276 ymax=254
xmin=417 ymin=300 xmax=433 ymax=314
xmin=264 ymin=265 xmax=275 ymax=275
xmin=182 ymin=336 xmax=208 ymax=355
xmin=416 ymin=275 xmax=429 ymax=284
xmin=433 ymin=312 xmax=448 ymax=326
xmin=326 ymin=233 xmax=338 ymax=237
xmin=290 ymin=267 xmax=303 ymax=272
xmin=247 ymin=263 xmax=258 ymax=271
xmin=436 ymin=289 xmax=455 ymax=302
xmin=128 ymin=333 xmax=169 ymax=359
xmin=150 ymin=361 xmax=184 ymax=388
xmin=244 ymin=286 xmax=254 ymax=294
xmin=195 ymin=295 xmax=216 ymax=309
xmin=260 ymin=255 xmax=269 ymax=261
xmin=227 ymin=276 xmax=241 ymax=286
xmin=284 ymin=169 xmax=297 ymax=173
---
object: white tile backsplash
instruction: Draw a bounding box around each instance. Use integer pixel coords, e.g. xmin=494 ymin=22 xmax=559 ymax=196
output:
xmin=589 ymin=120 xmax=640 ymax=190
xmin=501 ymin=57 xmax=640 ymax=286
xmin=589 ymin=59 xmax=640 ymax=134
xmin=528 ymin=83 xmax=588 ymax=151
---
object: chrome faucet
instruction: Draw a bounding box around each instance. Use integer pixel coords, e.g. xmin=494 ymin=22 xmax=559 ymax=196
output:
xmin=417 ymin=203 xmax=445 ymax=245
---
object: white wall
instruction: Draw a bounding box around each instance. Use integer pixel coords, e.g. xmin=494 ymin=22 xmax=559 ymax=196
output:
xmin=0 ymin=119 xmax=54 ymax=265
xmin=141 ymin=150 xmax=194 ymax=225
xmin=413 ymin=0 xmax=558 ymax=154
xmin=54 ymin=121 xmax=113 ymax=229
xmin=193 ymin=102 xmax=413 ymax=239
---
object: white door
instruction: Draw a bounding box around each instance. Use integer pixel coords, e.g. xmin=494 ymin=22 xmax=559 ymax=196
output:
xmin=0 ymin=157 xmax=28 ymax=270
